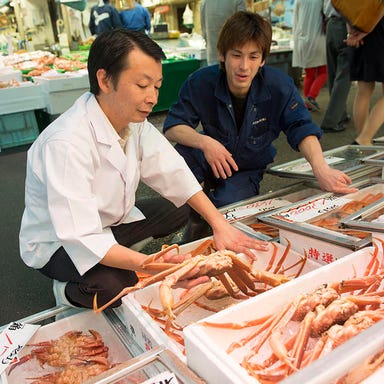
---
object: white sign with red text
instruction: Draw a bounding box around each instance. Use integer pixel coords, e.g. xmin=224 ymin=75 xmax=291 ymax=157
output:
xmin=276 ymin=195 xmax=352 ymax=223
xmin=223 ymin=198 xmax=290 ymax=222
xmin=0 ymin=322 xmax=40 ymax=375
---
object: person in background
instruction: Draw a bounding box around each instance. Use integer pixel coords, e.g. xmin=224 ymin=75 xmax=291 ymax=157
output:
xmin=200 ymin=0 xmax=246 ymax=65
xmin=120 ymin=0 xmax=151 ymax=35
xmin=89 ymin=0 xmax=122 ymax=36
xmin=345 ymin=15 xmax=384 ymax=145
xmin=320 ymin=0 xmax=353 ymax=133
xmin=292 ymin=0 xmax=327 ymax=112
xmin=19 ymin=29 xmax=268 ymax=311
xmin=163 ymin=11 xmax=356 ymax=244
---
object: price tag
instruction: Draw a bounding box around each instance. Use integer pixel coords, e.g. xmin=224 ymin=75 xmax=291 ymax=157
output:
xmin=141 ymin=370 xmax=179 ymax=384
xmin=223 ymin=198 xmax=290 ymax=222
xmin=276 ymin=195 xmax=352 ymax=223
xmin=0 ymin=321 xmax=40 ymax=375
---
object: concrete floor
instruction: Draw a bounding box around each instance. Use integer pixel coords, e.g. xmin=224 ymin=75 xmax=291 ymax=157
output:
xmin=0 ymin=81 xmax=383 ymax=326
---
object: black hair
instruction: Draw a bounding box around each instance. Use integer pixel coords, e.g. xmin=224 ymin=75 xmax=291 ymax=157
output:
xmin=217 ymin=11 xmax=272 ymax=69
xmin=88 ymin=29 xmax=166 ymax=95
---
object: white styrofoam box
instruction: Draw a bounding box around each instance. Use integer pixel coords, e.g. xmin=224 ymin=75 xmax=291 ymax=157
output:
xmin=2 ymin=310 xmax=132 ymax=384
xmin=122 ymin=239 xmax=322 ymax=364
xmin=0 ymin=82 xmax=45 ymax=114
xmin=183 ymin=246 xmax=381 ymax=384
xmin=33 ymin=74 xmax=90 ymax=114
xmin=42 ymin=88 xmax=88 ymax=114
xmin=0 ymin=67 xmax=22 ymax=83
xmin=279 ymin=229 xmax=355 ymax=265
xmin=34 ymin=73 xmax=89 ymax=92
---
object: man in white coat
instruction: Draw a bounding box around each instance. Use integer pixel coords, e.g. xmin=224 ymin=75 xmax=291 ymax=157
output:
xmin=19 ymin=30 xmax=268 ymax=310
xmin=200 ymin=0 xmax=246 ymax=65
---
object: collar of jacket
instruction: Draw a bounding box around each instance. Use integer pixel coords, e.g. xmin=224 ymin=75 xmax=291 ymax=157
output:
xmin=214 ymin=66 xmax=272 ymax=106
xmin=86 ymin=93 xmax=128 ymax=180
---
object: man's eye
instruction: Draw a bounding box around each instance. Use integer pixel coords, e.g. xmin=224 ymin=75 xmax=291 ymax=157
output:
xmin=138 ymin=84 xmax=148 ymax=89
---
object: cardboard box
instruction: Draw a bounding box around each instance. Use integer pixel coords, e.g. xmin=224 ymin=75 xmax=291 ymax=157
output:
xmin=122 ymin=239 xmax=322 ymax=364
xmin=183 ymin=246 xmax=382 ymax=384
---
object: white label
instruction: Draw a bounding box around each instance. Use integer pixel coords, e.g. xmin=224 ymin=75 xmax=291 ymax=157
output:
xmin=141 ymin=370 xmax=179 ymax=384
xmin=223 ymin=198 xmax=290 ymax=222
xmin=284 ymin=156 xmax=344 ymax=173
xmin=276 ymin=195 xmax=352 ymax=223
xmin=0 ymin=321 xmax=40 ymax=374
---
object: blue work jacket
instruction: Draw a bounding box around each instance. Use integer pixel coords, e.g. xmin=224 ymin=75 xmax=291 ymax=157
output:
xmin=163 ymin=64 xmax=322 ymax=207
xmin=89 ymin=4 xmax=122 ymax=35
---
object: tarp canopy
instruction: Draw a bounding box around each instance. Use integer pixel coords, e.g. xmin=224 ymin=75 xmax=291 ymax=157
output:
xmin=56 ymin=0 xmax=87 ymax=12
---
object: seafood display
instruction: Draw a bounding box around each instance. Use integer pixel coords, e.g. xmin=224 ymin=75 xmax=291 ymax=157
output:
xmin=259 ymin=183 xmax=384 ymax=253
xmin=309 ymin=192 xmax=384 ymax=238
xmin=121 ymin=240 xmax=321 ymax=359
xmin=183 ymin=241 xmax=384 ymax=384
xmin=5 ymin=312 xmax=131 ymax=384
xmin=95 ymin=240 xmax=309 ymax=324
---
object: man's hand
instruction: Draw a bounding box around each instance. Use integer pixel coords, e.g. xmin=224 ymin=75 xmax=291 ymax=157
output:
xmin=201 ymin=136 xmax=239 ymax=179
xmin=313 ymin=166 xmax=358 ymax=194
xmin=212 ymin=220 xmax=269 ymax=260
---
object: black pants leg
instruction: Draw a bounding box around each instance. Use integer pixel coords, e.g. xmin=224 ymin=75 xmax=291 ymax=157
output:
xmin=39 ymin=196 xmax=190 ymax=308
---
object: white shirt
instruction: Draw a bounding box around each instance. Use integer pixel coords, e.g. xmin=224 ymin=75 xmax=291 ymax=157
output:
xmin=19 ymin=93 xmax=201 ymax=275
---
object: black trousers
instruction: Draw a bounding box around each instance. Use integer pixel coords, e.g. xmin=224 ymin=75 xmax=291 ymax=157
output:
xmin=38 ymin=197 xmax=190 ymax=308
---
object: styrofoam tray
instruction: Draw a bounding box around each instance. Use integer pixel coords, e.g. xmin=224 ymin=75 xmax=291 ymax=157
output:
xmin=183 ymin=245 xmax=383 ymax=384
xmin=34 ymin=74 xmax=89 ymax=91
xmin=122 ymin=239 xmax=322 ymax=363
xmin=2 ymin=310 xmax=132 ymax=384
xmin=0 ymin=82 xmax=45 ymax=114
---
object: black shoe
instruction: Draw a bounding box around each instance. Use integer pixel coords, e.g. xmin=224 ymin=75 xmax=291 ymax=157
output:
xmin=339 ymin=114 xmax=351 ymax=124
xmin=172 ymin=214 xmax=212 ymax=246
xmin=321 ymin=123 xmax=345 ymax=132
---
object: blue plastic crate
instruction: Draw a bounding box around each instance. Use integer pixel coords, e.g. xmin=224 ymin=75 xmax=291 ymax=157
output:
xmin=0 ymin=110 xmax=39 ymax=149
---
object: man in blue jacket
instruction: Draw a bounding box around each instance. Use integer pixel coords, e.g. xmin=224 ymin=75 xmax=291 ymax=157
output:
xmin=89 ymin=0 xmax=122 ymax=36
xmin=163 ymin=11 xmax=356 ymax=243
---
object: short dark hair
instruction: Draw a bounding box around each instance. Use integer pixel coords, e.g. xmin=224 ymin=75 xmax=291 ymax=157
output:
xmin=88 ymin=29 xmax=166 ymax=95
xmin=217 ymin=11 xmax=272 ymax=66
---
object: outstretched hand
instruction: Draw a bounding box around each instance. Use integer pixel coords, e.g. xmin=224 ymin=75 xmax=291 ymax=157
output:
xmin=314 ymin=166 xmax=358 ymax=194
xmin=212 ymin=221 xmax=269 ymax=260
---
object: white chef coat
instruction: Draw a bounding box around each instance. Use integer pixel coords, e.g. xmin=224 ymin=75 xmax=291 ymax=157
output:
xmin=292 ymin=0 xmax=327 ymax=69
xmin=19 ymin=92 xmax=202 ymax=275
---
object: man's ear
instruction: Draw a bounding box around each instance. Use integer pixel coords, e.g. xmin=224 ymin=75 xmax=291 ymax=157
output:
xmin=260 ymin=59 xmax=266 ymax=67
xmin=219 ymin=53 xmax=225 ymax=63
xmin=96 ymin=68 xmax=112 ymax=93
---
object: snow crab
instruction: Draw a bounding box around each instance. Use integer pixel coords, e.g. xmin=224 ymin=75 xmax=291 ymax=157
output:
xmin=93 ymin=240 xmax=302 ymax=330
xmin=200 ymin=239 xmax=384 ymax=383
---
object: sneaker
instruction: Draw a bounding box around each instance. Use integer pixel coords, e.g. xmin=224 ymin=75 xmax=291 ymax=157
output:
xmin=53 ymin=280 xmax=75 ymax=308
xmin=306 ymin=96 xmax=321 ymax=112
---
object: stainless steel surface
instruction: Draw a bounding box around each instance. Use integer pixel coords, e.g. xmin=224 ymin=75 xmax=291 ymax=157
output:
xmin=341 ymin=197 xmax=384 ymax=233
xmin=267 ymin=145 xmax=384 ymax=180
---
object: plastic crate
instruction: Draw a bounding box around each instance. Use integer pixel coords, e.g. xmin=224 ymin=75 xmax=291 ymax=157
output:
xmin=0 ymin=110 xmax=39 ymax=149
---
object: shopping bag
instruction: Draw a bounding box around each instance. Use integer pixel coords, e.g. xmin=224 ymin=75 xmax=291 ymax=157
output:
xmin=331 ymin=0 xmax=384 ymax=33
